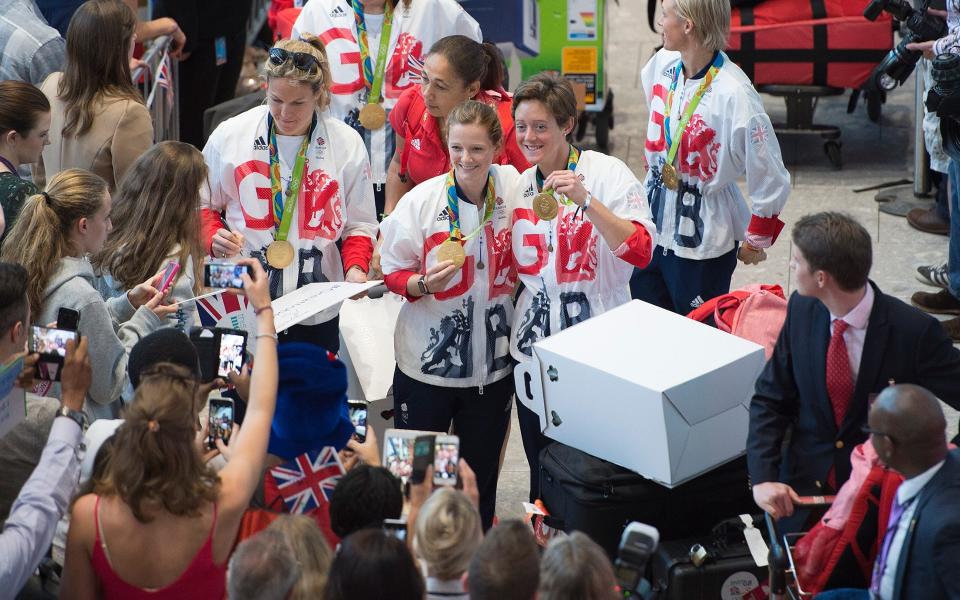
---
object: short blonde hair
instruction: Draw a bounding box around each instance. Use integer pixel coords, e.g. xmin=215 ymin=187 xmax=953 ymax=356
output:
xmin=264 ymin=36 xmax=333 ymax=110
xmin=674 ymin=0 xmax=731 ymax=52
xmin=267 ymin=514 xmax=333 ymax=600
xmin=413 ymin=488 xmax=482 ymax=581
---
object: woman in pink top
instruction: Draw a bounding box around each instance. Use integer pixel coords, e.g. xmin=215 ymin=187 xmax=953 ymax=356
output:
xmin=59 ymin=259 xmax=278 ymax=599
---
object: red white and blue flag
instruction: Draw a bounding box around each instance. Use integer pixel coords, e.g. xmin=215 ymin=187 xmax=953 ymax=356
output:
xmin=197 ymin=292 xmax=249 ymax=331
xmin=267 ymin=447 xmax=345 ymax=514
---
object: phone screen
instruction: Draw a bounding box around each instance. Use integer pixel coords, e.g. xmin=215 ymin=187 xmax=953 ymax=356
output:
xmin=205 ymin=263 xmax=248 ymax=289
xmin=217 ymin=333 xmax=246 ymax=377
xmin=348 ymin=402 xmax=367 ymax=442
xmin=207 ymin=399 xmax=235 ymax=450
xmin=160 ymin=261 xmax=180 ymax=292
xmin=56 ymin=308 xmax=80 ymax=331
xmin=384 ymin=435 xmax=414 ymax=482
xmin=383 ymin=519 xmax=407 ymax=542
xmin=433 ymin=438 xmax=459 ymax=485
xmin=30 ymin=326 xmax=77 ymax=357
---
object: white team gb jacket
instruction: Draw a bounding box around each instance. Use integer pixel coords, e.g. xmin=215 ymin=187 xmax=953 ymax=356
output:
xmin=641 ymin=49 xmax=791 ymax=260
xmin=380 ymin=164 xmax=520 ymax=388
xmin=203 ymin=105 xmax=378 ymax=325
xmin=510 ymin=150 xmax=655 ymax=362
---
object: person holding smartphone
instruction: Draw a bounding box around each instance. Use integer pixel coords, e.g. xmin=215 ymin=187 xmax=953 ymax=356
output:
xmin=202 ymin=36 xmax=378 ymax=354
xmin=379 ymin=100 xmax=519 ymax=529
xmin=0 ymin=169 xmax=175 ymax=420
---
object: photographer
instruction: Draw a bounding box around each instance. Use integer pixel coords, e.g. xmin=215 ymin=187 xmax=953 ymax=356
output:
xmin=0 ymin=261 xmax=91 ymax=593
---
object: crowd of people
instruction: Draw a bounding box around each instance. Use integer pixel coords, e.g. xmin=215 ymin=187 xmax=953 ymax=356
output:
xmin=0 ymin=0 xmax=958 ymax=598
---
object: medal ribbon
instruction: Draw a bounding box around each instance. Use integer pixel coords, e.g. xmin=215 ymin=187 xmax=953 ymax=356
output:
xmin=267 ymin=112 xmax=316 ymax=242
xmin=351 ymin=0 xmax=394 ymax=106
xmin=445 ymin=169 xmax=496 ymax=242
xmin=663 ymin=52 xmax=723 ymax=167
xmin=534 ymin=144 xmax=581 ymax=205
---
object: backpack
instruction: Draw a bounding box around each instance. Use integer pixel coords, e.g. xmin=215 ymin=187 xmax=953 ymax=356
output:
xmin=687 ymin=284 xmax=787 ymax=359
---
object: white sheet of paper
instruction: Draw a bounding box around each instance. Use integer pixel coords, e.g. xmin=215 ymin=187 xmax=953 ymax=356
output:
xmin=272 ymin=281 xmax=382 ymax=332
xmin=339 ymin=294 xmax=404 ymax=400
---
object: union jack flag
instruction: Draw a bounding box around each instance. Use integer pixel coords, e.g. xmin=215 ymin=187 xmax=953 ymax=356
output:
xmin=268 ymin=447 xmax=345 ymax=514
xmin=197 ymin=292 xmax=249 ymax=331
xmin=750 ymin=122 xmax=768 ymax=147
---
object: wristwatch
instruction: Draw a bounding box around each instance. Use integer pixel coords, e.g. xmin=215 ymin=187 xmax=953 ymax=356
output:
xmin=417 ymin=275 xmax=432 ymax=296
xmin=57 ymin=405 xmax=88 ymax=432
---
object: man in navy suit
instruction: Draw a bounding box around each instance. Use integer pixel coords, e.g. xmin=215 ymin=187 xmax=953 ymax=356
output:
xmin=747 ymin=212 xmax=960 ymax=525
xmin=812 ymin=384 xmax=960 ymax=600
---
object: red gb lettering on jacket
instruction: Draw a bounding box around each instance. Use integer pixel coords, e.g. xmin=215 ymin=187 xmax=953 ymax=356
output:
xmin=512 ymin=208 xmax=548 ymax=275
xmin=424 ymin=232 xmax=473 ymax=300
xmin=645 ymin=83 xmax=668 ymax=153
xmin=485 ymin=223 xmax=515 ymax=300
xmin=234 ymin=160 xmax=272 ymax=231
xmin=299 ymin=168 xmax=343 ymax=241
xmin=555 ymin=212 xmax=598 ymax=284
xmin=384 ymin=33 xmax=424 ymax=100
xmin=319 ymin=28 xmax=364 ymax=95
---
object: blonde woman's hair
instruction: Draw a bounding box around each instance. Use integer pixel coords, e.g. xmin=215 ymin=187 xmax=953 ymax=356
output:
xmin=446 ymin=100 xmax=504 ymax=150
xmin=413 ymin=488 xmax=482 ymax=581
xmin=267 ymin=514 xmax=334 ymax=599
xmin=674 ymin=0 xmax=731 ymax=52
xmin=538 ymin=532 xmax=618 ymax=600
xmin=264 ymin=36 xmax=333 ymax=111
xmin=91 ymin=141 xmax=206 ymax=295
xmin=0 ymin=168 xmax=108 ymax=318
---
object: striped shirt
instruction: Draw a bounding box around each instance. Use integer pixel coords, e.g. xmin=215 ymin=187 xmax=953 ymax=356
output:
xmin=0 ymin=0 xmax=65 ymax=84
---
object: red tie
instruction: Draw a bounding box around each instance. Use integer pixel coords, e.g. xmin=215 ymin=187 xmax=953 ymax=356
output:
xmin=826 ymin=319 xmax=853 ymax=428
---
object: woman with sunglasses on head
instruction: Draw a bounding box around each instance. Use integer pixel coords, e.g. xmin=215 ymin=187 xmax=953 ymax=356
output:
xmin=379 ymin=100 xmax=520 ymax=530
xmin=509 ymin=73 xmax=656 ymax=502
xmin=633 ymin=0 xmax=790 ymax=314
xmin=201 ymin=37 xmax=378 ymax=354
xmin=292 ymin=0 xmax=481 ymax=221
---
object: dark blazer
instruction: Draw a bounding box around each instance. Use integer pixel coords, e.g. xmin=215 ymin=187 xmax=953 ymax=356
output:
xmin=893 ymin=449 xmax=960 ymax=600
xmin=747 ymin=282 xmax=960 ymax=495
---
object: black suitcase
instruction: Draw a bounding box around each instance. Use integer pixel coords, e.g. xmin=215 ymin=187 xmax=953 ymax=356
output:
xmin=539 ymin=443 xmax=756 ymax=557
xmin=651 ymin=518 xmax=770 ymax=600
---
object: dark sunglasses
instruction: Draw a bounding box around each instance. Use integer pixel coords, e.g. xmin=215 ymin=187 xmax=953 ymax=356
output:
xmin=269 ymin=48 xmax=322 ymax=72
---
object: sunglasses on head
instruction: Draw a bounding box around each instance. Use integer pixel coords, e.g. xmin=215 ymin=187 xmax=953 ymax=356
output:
xmin=269 ymin=48 xmax=322 ymax=72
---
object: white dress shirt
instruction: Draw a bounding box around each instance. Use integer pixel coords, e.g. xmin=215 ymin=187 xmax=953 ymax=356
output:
xmin=829 ymin=284 xmax=874 ymax=383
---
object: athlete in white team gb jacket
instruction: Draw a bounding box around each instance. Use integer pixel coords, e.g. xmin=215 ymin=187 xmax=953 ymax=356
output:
xmin=634 ymin=0 xmax=790 ymax=314
xmin=202 ymin=38 xmax=378 ymax=353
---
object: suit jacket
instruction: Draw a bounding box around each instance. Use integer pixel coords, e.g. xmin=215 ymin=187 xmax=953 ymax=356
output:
xmin=747 ymin=282 xmax=960 ymax=496
xmin=893 ymin=449 xmax=960 ymax=600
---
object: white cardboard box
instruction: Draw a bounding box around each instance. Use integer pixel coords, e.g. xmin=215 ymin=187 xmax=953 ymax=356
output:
xmin=514 ymin=300 xmax=766 ymax=488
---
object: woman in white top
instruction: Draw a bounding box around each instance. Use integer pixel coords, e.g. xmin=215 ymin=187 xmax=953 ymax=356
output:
xmin=201 ymin=36 xmax=378 ymax=353
xmin=634 ymin=0 xmax=790 ymax=313
xmin=291 ymin=0 xmax=481 ymax=218
xmin=379 ymin=100 xmax=520 ymax=529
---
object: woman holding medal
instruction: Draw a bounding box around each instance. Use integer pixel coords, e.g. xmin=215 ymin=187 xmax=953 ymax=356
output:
xmin=379 ymin=100 xmax=520 ymax=529
xmin=632 ymin=0 xmax=790 ymax=314
xmin=201 ymin=37 xmax=378 ymax=353
xmin=291 ymin=0 xmax=481 ymax=219
xmin=509 ymin=73 xmax=656 ymax=501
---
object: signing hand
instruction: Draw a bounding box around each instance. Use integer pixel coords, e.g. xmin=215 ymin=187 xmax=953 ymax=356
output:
xmin=211 ymin=229 xmax=244 ymax=259
xmin=752 ymin=481 xmax=801 ymax=520
xmin=543 ymin=170 xmax=589 ymax=206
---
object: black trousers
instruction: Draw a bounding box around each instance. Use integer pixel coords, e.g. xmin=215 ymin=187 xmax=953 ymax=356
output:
xmin=279 ymin=316 xmax=340 ymax=354
xmin=517 ymin=398 xmax=553 ymax=502
xmin=177 ymin=31 xmax=246 ymax=148
xmin=392 ymin=367 xmax=513 ymax=530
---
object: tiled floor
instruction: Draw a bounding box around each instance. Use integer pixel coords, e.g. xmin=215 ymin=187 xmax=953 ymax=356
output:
xmin=494 ymin=1 xmax=959 ymax=521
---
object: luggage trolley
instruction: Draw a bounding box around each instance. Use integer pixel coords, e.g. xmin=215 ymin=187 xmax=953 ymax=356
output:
xmin=519 ymin=0 xmax=615 ymax=151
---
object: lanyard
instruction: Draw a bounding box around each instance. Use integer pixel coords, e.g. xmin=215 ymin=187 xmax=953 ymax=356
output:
xmin=350 ymin=0 xmax=394 ymax=105
xmin=0 ymin=155 xmax=19 ymax=178
xmin=267 ymin=112 xmax=316 ymax=242
xmin=535 ymin=144 xmax=581 ymax=205
xmin=445 ymin=169 xmax=496 ymax=241
xmin=663 ymin=53 xmax=723 ymax=166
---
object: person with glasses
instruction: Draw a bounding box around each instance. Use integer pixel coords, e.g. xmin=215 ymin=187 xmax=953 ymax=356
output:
xmin=747 ymin=212 xmax=960 ymax=533
xmin=201 ymin=37 xmax=378 ymax=354
xmin=292 ymin=0 xmax=481 ymax=222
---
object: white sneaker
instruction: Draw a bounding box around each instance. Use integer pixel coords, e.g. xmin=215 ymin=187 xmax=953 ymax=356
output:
xmin=916 ymin=262 xmax=950 ymax=289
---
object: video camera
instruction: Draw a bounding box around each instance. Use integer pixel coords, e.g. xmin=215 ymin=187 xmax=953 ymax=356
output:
xmin=864 ymin=0 xmax=947 ymax=91
xmin=614 ymin=522 xmax=659 ymax=600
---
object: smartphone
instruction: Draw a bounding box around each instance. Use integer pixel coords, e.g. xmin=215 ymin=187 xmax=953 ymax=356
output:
xmin=383 ymin=518 xmax=407 ymax=542
xmin=410 ymin=435 xmax=436 ymax=484
xmin=347 ymin=400 xmax=368 ymax=443
xmin=204 ymin=262 xmax=251 ymax=289
xmin=217 ymin=331 xmax=247 ymax=378
xmin=159 ymin=261 xmax=181 ymax=292
xmin=207 ymin=398 xmax=235 ymax=450
xmin=433 ymin=434 xmax=460 ymax=486
xmin=383 ymin=430 xmax=417 ymax=483
xmin=56 ymin=307 xmax=80 ymax=331
xmin=29 ymin=325 xmax=78 ymax=381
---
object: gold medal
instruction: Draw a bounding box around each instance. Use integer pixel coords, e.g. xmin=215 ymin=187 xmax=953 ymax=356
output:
xmin=359 ymin=103 xmax=387 ymax=130
xmin=266 ymin=240 xmax=295 ymax=269
xmin=437 ymin=239 xmax=466 ymax=268
xmin=533 ymin=193 xmax=559 ymax=221
xmin=661 ymin=163 xmax=679 ymax=191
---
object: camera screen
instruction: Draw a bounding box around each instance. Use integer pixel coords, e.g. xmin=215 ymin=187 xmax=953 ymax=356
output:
xmin=383 ymin=521 xmax=407 ymax=542
xmin=29 ymin=326 xmax=77 ymax=357
xmin=217 ymin=333 xmax=245 ymax=377
xmin=208 ymin=400 xmax=234 ymax=449
xmin=384 ymin=435 xmax=414 ymax=482
xmin=207 ymin=263 xmax=246 ymax=289
xmin=349 ymin=405 xmax=367 ymax=436
xmin=434 ymin=441 xmax=459 ymax=482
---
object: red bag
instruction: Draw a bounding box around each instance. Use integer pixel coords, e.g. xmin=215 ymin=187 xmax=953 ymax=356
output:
xmin=686 ymin=284 xmax=787 ymax=359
